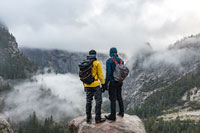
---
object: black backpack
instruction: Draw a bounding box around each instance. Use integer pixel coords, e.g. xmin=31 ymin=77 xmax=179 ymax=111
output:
xmin=78 ymin=60 xmax=95 ymax=84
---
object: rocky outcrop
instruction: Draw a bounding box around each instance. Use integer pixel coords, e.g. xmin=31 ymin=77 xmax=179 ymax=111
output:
xmin=0 ymin=118 xmax=13 ymax=133
xmin=69 ymin=114 xmax=146 ymax=133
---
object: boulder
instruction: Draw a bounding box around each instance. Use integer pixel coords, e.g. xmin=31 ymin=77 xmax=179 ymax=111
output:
xmin=0 ymin=118 xmax=13 ymax=133
xmin=69 ymin=114 xmax=146 ymax=133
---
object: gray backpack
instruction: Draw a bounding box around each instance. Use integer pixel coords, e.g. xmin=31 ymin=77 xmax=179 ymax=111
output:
xmin=111 ymin=57 xmax=129 ymax=82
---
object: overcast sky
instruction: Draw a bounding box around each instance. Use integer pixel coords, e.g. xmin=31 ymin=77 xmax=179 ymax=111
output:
xmin=1 ymin=0 xmax=200 ymax=54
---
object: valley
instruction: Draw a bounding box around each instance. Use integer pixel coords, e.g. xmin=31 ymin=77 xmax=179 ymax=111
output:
xmin=1 ymin=22 xmax=200 ymax=132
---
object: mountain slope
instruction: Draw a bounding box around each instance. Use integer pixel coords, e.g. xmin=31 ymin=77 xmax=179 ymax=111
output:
xmin=124 ymin=34 xmax=200 ymax=110
xmin=132 ymin=65 xmax=200 ymax=117
xmin=20 ymin=48 xmax=108 ymax=74
xmin=0 ymin=24 xmax=37 ymax=79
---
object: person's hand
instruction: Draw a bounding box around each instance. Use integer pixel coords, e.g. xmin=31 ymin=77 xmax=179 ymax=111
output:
xmin=101 ymin=84 xmax=107 ymax=92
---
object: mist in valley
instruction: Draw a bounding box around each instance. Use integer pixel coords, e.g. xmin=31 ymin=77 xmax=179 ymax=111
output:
xmin=0 ymin=72 xmax=85 ymax=122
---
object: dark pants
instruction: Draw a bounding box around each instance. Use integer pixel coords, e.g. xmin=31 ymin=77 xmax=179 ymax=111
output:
xmin=108 ymin=82 xmax=124 ymax=119
xmin=85 ymin=86 xmax=102 ymax=121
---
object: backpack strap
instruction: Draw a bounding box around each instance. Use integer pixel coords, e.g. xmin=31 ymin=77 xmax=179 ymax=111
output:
xmin=111 ymin=57 xmax=122 ymax=65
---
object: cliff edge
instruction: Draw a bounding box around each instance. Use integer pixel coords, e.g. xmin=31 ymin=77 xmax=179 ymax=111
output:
xmin=69 ymin=114 xmax=146 ymax=133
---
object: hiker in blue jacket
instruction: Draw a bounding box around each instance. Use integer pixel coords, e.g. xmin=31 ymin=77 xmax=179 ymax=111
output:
xmin=103 ymin=47 xmax=124 ymax=121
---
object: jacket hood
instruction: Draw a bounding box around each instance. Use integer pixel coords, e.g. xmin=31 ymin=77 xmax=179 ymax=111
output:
xmin=109 ymin=47 xmax=118 ymax=57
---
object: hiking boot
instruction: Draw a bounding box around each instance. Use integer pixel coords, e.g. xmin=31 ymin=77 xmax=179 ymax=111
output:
xmin=117 ymin=112 xmax=124 ymax=117
xmin=105 ymin=115 xmax=116 ymax=121
xmin=86 ymin=118 xmax=92 ymax=124
xmin=95 ymin=118 xmax=106 ymax=124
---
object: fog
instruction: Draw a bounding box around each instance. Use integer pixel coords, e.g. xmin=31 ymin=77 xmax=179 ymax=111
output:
xmin=127 ymin=35 xmax=200 ymax=73
xmin=1 ymin=72 xmax=86 ymax=122
xmin=1 ymin=0 xmax=200 ymax=53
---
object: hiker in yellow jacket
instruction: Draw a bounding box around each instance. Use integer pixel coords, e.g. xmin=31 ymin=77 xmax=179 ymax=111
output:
xmin=84 ymin=50 xmax=106 ymax=124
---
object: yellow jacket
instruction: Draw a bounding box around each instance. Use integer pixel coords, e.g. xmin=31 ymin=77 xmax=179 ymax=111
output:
xmin=84 ymin=60 xmax=105 ymax=87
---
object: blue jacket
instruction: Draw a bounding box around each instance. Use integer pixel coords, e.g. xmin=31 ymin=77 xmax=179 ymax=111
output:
xmin=105 ymin=48 xmax=124 ymax=84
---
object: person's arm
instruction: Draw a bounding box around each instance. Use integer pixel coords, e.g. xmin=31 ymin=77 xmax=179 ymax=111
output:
xmin=105 ymin=59 xmax=112 ymax=84
xmin=97 ymin=62 xmax=105 ymax=84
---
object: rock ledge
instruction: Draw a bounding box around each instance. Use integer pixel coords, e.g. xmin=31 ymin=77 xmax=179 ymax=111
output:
xmin=0 ymin=118 xmax=13 ymax=133
xmin=69 ymin=114 xmax=146 ymax=133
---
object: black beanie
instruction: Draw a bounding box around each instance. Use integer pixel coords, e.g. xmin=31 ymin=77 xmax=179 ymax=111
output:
xmin=89 ymin=49 xmax=96 ymax=55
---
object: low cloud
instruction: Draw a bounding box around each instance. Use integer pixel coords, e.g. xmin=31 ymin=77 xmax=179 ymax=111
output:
xmin=1 ymin=73 xmax=86 ymax=122
xmin=1 ymin=0 xmax=200 ymax=53
xmin=142 ymin=49 xmax=199 ymax=70
xmin=126 ymin=35 xmax=200 ymax=73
